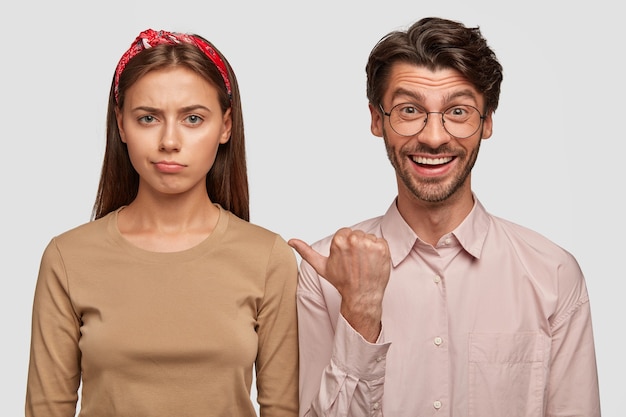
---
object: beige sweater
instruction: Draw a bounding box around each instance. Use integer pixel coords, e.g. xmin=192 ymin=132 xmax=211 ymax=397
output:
xmin=26 ymin=206 xmax=299 ymax=417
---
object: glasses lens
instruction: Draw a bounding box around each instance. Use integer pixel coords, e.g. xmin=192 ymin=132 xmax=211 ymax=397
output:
xmin=389 ymin=104 xmax=427 ymax=136
xmin=388 ymin=104 xmax=483 ymax=138
xmin=442 ymin=105 xmax=482 ymax=138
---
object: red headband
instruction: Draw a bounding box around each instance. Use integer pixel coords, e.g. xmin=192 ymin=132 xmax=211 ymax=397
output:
xmin=113 ymin=29 xmax=232 ymax=103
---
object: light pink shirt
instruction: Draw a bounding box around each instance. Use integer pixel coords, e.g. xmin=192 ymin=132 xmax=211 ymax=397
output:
xmin=297 ymin=197 xmax=600 ymax=417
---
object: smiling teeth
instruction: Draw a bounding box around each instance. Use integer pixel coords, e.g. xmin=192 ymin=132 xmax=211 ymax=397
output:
xmin=412 ymin=156 xmax=453 ymax=165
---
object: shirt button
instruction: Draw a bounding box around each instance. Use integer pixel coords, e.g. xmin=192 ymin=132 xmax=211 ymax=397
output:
xmin=434 ymin=337 xmax=443 ymax=346
xmin=433 ymin=275 xmax=441 ymax=283
xmin=375 ymin=355 xmax=384 ymax=362
xmin=433 ymin=400 xmax=442 ymax=409
xmin=372 ymin=402 xmax=380 ymax=410
xmin=444 ymin=237 xmax=451 ymax=245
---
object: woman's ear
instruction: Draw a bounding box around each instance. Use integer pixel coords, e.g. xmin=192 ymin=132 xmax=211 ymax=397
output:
xmin=219 ymin=107 xmax=232 ymax=144
xmin=115 ymin=107 xmax=127 ymax=143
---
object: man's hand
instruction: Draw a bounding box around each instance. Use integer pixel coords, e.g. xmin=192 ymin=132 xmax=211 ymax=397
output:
xmin=289 ymin=228 xmax=391 ymax=342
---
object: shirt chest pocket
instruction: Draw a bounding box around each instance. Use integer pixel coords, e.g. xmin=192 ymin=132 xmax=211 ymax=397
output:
xmin=468 ymin=332 xmax=548 ymax=417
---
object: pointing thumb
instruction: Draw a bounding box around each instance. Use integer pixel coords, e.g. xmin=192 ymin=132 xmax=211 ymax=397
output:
xmin=288 ymin=238 xmax=327 ymax=277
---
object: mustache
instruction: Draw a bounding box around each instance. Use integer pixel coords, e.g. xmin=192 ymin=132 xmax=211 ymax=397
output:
xmin=403 ymin=144 xmax=456 ymax=155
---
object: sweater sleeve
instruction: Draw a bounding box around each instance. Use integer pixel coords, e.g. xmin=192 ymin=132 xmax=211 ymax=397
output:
xmin=255 ymin=235 xmax=299 ymax=417
xmin=26 ymin=239 xmax=82 ymax=417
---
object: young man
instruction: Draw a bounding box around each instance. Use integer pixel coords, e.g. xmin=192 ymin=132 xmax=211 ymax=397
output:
xmin=288 ymin=17 xmax=600 ymax=417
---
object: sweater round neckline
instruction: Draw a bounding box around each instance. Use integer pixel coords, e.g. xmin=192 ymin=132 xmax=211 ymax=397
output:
xmin=106 ymin=204 xmax=229 ymax=263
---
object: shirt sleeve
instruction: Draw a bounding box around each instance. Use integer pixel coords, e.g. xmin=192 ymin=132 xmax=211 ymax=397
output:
xmin=26 ymin=239 xmax=81 ymax=417
xmin=255 ymin=236 xmax=300 ymax=417
xmin=546 ymin=257 xmax=601 ymax=416
xmin=297 ymin=259 xmax=391 ymax=417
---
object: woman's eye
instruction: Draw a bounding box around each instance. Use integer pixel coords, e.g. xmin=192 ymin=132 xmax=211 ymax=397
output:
xmin=139 ymin=115 xmax=156 ymax=124
xmin=186 ymin=115 xmax=203 ymax=124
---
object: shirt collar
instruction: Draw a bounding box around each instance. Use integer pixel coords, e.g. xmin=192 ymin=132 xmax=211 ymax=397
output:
xmin=452 ymin=196 xmax=490 ymax=259
xmin=380 ymin=195 xmax=491 ymax=267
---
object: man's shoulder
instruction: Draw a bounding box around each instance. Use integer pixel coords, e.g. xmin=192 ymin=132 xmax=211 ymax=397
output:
xmin=488 ymin=214 xmax=576 ymax=260
xmin=348 ymin=215 xmax=385 ymax=234
xmin=310 ymin=215 xmax=385 ymax=253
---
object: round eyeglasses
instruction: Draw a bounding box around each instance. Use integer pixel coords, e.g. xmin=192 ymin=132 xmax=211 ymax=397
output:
xmin=380 ymin=103 xmax=486 ymax=139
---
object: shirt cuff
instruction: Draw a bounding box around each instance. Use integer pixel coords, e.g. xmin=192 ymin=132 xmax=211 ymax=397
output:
xmin=331 ymin=315 xmax=391 ymax=381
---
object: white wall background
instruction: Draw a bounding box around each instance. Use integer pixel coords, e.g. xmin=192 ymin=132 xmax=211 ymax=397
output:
xmin=2 ymin=1 xmax=622 ymax=415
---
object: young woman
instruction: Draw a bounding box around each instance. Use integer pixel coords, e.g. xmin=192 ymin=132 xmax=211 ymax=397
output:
xmin=26 ymin=29 xmax=298 ymax=417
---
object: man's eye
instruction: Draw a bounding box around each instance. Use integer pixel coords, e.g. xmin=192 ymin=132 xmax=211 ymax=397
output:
xmin=399 ymin=105 xmax=418 ymax=114
xmin=394 ymin=104 xmax=425 ymax=120
xmin=450 ymin=107 xmax=467 ymax=116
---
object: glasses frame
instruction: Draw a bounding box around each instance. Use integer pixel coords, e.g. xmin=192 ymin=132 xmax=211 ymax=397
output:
xmin=379 ymin=103 xmax=486 ymax=139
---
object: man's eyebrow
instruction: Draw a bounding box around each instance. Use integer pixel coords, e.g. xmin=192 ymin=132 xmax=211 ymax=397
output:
xmin=444 ymin=89 xmax=479 ymax=104
xmin=390 ymin=87 xmax=425 ymax=103
xmin=389 ymin=88 xmax=478 ymax=103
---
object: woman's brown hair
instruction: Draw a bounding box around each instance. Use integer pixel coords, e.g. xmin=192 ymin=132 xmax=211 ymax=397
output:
xmin=92 ymin=36 xmax=249 ymax=221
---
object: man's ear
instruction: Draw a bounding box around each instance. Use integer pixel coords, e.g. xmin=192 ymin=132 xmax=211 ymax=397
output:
xmin=369 ymin=103 xmax=384 ymax=138
xmin=481 ymin=113 xmax=493 ymax=140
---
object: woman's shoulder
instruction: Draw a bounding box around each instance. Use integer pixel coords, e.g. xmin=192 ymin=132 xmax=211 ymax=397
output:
xmin=51 ymin=211 xmax=115 ymax=248
xmin=222 ymin=210 xmax=291 ymax=251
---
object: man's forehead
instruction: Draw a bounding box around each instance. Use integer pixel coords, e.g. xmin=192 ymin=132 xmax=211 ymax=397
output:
xmin=385 ymin=63 xmax=482 ymax=104
xmin=387 ymin=63 xmax=472 ymax=88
